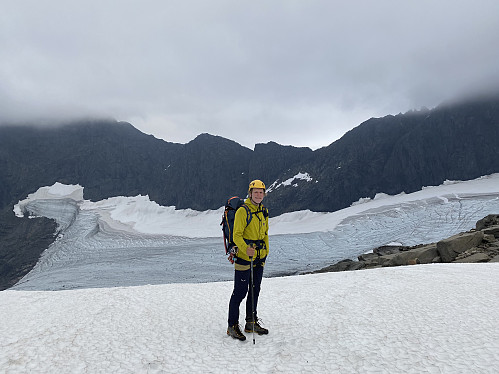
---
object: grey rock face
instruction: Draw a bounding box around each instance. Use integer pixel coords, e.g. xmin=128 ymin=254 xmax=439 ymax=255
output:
xmin=0 ymin=207 xmax=57 ymax=290
xmin=483 ymin=225 xmax=499 ymax=238
xmin=436 ymin=231 xmax=484 ymax=263
xmin=453 ymin=253 xmax=490 ymax=263
xmin=476 ymin=214 xmax=499 ymax=231
xmin=386 ymin=244 xmax=439 ymax=267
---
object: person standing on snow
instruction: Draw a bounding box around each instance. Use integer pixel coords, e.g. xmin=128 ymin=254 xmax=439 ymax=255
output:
xmin=227 ymin=179 xmax=270 ymax=341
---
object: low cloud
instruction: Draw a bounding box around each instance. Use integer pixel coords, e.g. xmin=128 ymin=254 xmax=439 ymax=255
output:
xmin=2 ymin=0 xmax=499 ymax=149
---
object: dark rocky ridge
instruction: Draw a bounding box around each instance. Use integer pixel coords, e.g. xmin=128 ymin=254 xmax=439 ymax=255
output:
xmin=268 ymin=95 xmax=499 ymax=214
xmin=0 ymin=207 xmax=57 ymax=290
xmin=1 ymin=94 xmax=499 ymax=216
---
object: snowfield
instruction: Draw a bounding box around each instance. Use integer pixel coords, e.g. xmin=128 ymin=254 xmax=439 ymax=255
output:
xmin=2 ymin=174 xmax=499 ymax=372
xmin=1 ymin=264 xmax=498 ymax=373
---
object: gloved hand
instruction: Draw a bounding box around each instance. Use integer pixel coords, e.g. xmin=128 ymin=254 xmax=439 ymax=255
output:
xmin=246 ymin=245 xmax=255 ymax=258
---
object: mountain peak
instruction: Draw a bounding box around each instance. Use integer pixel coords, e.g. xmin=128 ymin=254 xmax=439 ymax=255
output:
xmin=187 ymin=133 xmax=251 ymax=150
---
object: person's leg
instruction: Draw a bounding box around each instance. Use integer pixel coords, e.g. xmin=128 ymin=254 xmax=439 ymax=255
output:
xmin=228 ymin=268 xmax=250 ymax=326
xmin=244 ymin=262 xmax=268 ymax=334
xmin=245 ymin=262 xmax=264 ymax=322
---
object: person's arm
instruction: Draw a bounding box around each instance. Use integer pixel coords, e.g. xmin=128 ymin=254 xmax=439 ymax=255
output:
xmin=264 ymin=214 xmax=269 ymax=254
xmin=233 ymin=207 xmax=252 ymax=258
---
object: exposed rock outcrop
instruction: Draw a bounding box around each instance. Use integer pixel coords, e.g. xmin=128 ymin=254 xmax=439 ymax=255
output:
xmin=437 ymin=231 xmax=484 ymax=262
xmin=0 ymin=207 xmax=57 ymax=290
xmin=312 ymin=214 xmax=499 ymax=274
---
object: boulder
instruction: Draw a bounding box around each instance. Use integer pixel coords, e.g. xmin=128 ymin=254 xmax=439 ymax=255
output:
xmin=385 ymin=244 xmax=438 ymax=266
xmin=362 ymin=253 xmax=399 ymax=267
xmin=483 ymin=234 xmax=497 ymax=243
xmin=373 ymin=245 xmax=408 ymax=256
xmin=348 ymin=262 xmax=366 ymax=271
xmin=490 ymin=255 xmax=499 ymax=263
xmin=313 ymin=259 xmax=366 ymax=273
xmin=483 ymin=225 xmax=499 ymax=238
xmin=413 ymin=244 xmax=439 ymax=264
xmin=437 ymin=231 xmax=484 ymax=262
xmin=452 ymin=253 xmax=490 ymax=263
xmin=360 ymin=257 xmax=382 ymax=267
xmin=476 ymin=214 xmax=499 ymax=231
xmin=377 ymin=255 xmax=396 ymax=266
xmin=358 ymin=252 xmax=379 ymax=262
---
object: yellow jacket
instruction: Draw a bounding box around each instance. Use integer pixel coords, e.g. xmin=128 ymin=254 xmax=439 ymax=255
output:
xmin=233 ymin=198 xmax=269 ymax=262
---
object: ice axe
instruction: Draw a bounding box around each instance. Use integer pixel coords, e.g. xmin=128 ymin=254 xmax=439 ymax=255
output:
xmin=250 ymin=244 xmax=256 ymax=344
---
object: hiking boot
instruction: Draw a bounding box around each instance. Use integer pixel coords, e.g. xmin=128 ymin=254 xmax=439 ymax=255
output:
xmin=244 ymin=319 xmax=269 ymax=335
xmin=227 ymin=324 xmax=246 ymax=341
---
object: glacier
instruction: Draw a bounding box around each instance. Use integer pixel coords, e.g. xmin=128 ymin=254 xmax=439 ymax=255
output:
xmin=11 ymin=174 xmax=499 ymax=291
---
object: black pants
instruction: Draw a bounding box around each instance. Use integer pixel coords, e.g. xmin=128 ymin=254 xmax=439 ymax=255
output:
xmin=228 ymin=259 xmax=264 ymax=327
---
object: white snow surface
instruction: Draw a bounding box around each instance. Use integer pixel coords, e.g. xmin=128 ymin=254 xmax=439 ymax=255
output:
xmin=1 ymin=264 xmax=499 ymax=373
xmin=267 ymin=171 xmax=314 ymax=192
xmin=14 ymin=173 xmax=499 ymax=238
xmin=3 ymin=175 xmax=499 ymax=372
xmin=13 ymin=182 xmax=84 ymax=217
xmin=10 ymin=173 xmax=499 ymax=290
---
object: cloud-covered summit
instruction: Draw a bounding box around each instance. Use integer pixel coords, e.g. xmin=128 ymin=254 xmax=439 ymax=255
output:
xmin=2 ymin=0 xmax=499 ymax=149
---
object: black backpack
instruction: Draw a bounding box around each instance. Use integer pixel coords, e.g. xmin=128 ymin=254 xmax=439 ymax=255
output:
xmin=221 ymin=196 xmax=252 ymax=257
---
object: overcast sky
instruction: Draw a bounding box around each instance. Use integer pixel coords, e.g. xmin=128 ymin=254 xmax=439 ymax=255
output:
xmin=2 ymin=1 xmax=499 ymax=149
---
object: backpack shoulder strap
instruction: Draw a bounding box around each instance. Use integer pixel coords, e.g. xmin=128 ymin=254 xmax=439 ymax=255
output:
xmin=254 ymin=204 xmax=268 ymax=220
xmin=241 ymin=203 xmax=252 ymax=226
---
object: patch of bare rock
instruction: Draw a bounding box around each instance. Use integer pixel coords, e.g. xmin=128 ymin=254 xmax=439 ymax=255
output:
xmin=312 ymin=214 xmax=499 ymax=274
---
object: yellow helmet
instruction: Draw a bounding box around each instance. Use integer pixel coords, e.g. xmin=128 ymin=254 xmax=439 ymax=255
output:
xmin=248 ymin=179 xmax=266 ymax=193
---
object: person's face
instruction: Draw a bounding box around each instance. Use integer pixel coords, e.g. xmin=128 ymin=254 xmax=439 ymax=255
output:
xmin=250 ymin=188 xmax=265 ymax=204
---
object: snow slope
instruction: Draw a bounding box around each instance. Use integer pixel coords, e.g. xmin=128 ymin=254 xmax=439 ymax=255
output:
xmin=15 ymin=174 xmax=499 ymax=238
xmin=1 ymin=264 xmax=498 ymax=373
xmin=11 ymin=174 xmax=499 ymax=290
xmin=3 ymin=176 xmax=499 ymax=372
